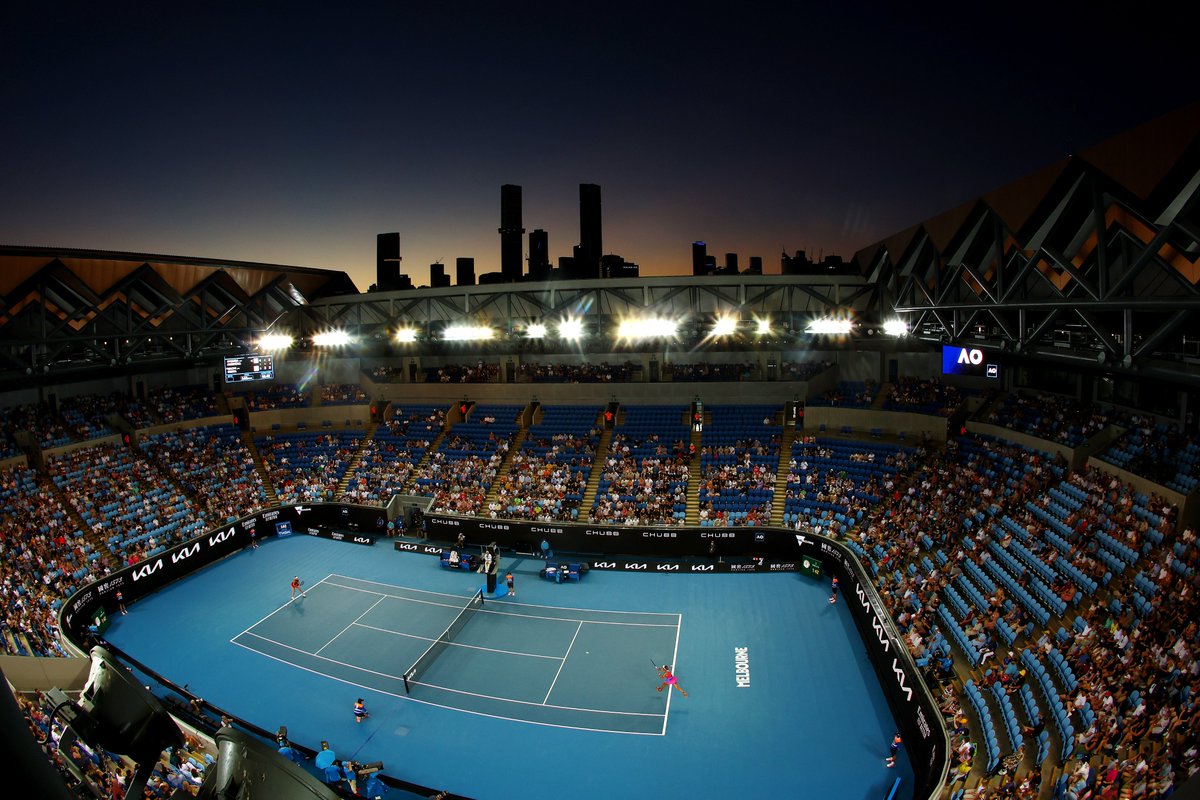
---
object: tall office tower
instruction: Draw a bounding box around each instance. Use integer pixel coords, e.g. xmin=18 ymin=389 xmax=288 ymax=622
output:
xmin=456 ymin=257 xmax=476 ymax=286
xmin=377 ymin=232 xmax=402 ymax=289
xmin=692 ymin=241 xmax=708 ymax=275
xmin=578 ymin=183 xmax=602 ymax=280
xmin=430 ymin=263 xmax=450 ymax=288
xmin=528 ymin=229 xmax=550 ymax=281
xmin=747 ymin=256 xmax=763 ymax=274
xmin=724 ymin=253 xmax=739 ymax=273
xmin=499 ymin=184 xmax=525 ymax=282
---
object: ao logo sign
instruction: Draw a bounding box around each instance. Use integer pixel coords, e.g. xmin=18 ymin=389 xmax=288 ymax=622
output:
xmin=957 ymin=348 xmax=984 ymax=365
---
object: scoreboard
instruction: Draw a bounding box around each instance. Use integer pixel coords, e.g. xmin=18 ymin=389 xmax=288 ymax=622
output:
xmin=942 ymin=345 xmax=1000 ymax=379
xmin=223 ymin=354 xmax=274 ymax=383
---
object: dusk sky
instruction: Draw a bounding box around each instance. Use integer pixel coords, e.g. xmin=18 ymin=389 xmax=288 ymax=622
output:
xmin=2 ymin=3 xmax=1193 ymax=291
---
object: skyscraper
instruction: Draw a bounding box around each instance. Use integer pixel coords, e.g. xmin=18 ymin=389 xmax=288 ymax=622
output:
xmin=377 ymin=232 xmax=402 ymax=289
xmin=456 ymin=257 xmax=476 ymax=287
xmin=499 ymin=184 xmax=525 ymax=282
xmin=430 ymin=263 xmax=450 ymax=288
xmin=528 ymin=229 xmax=550 ymax=281
xmin=691 ymin=241 xmax=708 ymax=276
xmin=577 ymin=183 xmax=602 ymax=280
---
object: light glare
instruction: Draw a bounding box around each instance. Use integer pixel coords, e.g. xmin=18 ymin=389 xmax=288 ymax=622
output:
xmin=525 ymin=323 xmax=548 ymax=339
xmin=312 ymin=330 xmax=352 ymax=347
xmin=443 ymin=324 xmax=494 ymax=341
xmin=807 ymin=319 xmax=853 ymax=335
xmin=617 ymin=318 xmax=678 ymax=340
xmin=710 ymin=317 xmax=737 ymax=337
xmin=558 ymin=318 xmax=584 ymax=340
xmin=258 ymin=333 xmax=294 ymax=350
xmin=883 ymin=320 xmax=909 ymax=336
xmin=394 ymin=328 xmax=418 ymax=343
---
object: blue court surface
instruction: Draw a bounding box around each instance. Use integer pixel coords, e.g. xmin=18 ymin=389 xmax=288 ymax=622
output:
xmin=104 ymin=536 xmax=914 ymax=799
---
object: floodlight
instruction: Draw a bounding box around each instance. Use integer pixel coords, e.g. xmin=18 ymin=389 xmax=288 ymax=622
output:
xmin=807 ymin=318 xmax=853 ymax=335
xmin=257 ymin=333 xmax=293 ymax=351
xmin=394 ymin=328 xmax=418 ymax=343
xmin=883 ymin=320 xmax=909 ymax=337
xmin=312 ymin=330 xmax=352 ymax=347
xmin=558 ymin=318 xmax=585 ymax=340
xmin=755 ymin=317 xmax=772 ymax=336
xmin=443 ymin=324 xmax=494 ymax=341
xmin=617 ymin=318 xmax=678 ymax=340
xmin=709 ymin=316 xmax=737 ymax=337
xmin=525 ymin=323 xmax=548 ymax=339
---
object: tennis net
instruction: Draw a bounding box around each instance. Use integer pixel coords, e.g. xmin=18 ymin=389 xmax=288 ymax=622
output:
xmin=402 ymin=588 xmax=485 ymax=694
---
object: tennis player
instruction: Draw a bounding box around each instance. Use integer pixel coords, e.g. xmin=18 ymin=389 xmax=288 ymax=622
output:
xmin=354 ymin=698 xmax=369 ymax=723
xmin=290 ymin=576 xmax=306 ymax=600
xmin=886 ymin=732 xmax=902 ymax=767
xmin=657 ymin=665 xmax=688 ymax=697
xmin=829 ymin=576 xmax=839 ymax=604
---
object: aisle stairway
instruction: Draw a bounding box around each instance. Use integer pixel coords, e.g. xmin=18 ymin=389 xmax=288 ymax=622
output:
xmin=684 ymin=415 xmax=707 ymax=525
xmin=578 ymin=425 xmax=615 ymax=518
xmin=769 ymin=422 xmax=797 ymax=524
xmin=240 ymin=431 xmax=279 ymax=506
xmin=335 ymin=423 xmax=379 ymax=496
xmin=482 ymin=428 xmax=528 ymax=508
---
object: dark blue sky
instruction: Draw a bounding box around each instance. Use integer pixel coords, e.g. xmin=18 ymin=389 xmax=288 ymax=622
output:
xmin=2 ymin=3 xmax=1193 ymax=290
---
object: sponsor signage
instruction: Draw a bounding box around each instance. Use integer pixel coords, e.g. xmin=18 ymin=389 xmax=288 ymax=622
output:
xmin=392 ymin=541 xmax=443 ymax=555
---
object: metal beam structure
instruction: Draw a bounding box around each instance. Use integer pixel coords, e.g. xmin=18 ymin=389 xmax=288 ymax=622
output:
xmin=861 ymin=121 xmax=1200 ymax=384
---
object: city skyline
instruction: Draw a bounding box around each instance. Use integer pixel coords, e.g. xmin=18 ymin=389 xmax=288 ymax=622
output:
xmin=2 ymin=4 xmax=1193 ymax=292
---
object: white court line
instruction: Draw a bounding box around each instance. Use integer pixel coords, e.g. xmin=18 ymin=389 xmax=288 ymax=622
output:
xmin=542 ymin=621 xmax=582 ymax=704
xmin=329 ymin=573 xmax=682 ymax=618
xmin=351 ymin=622 xmax=565 ymax=660
xmin=663 ymin=613 xmax=685 ymax=735
xmin=324 ymin=579 xmax=472 ymax=610
xmin=315 ymin=596 xmax=385 ymax=656
xmin=234 ymin=630 xmax=664 ymax=718
xmin=230 ymin=639 xmax=664 ymax=736
xmin=234 ymin=574 xmax=333 ymax=638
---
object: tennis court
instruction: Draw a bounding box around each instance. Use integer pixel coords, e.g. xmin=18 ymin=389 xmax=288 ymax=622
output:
xmin=231 ymin=574 xmax=682 ymax=734
xmin=105 ymin=536 xmax=913 ymax=799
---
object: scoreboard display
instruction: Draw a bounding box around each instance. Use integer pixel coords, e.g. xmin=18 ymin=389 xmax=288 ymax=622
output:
xmin=223 ymin=354 xmax=274 ymax=383
xmin=942 ymin=345 xmax=1000 ymax=379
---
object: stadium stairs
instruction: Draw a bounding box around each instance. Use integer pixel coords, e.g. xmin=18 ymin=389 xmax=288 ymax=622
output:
xmin=769 ymin=420 xmax=797 ymax=523
xmin=48 ymin=479 xmax=96 ymax=550
xmin=872 ymin=383 xmax=891 ymax=410
xmin=335 ymin=422 xmax=379 ymax=497
xmin=239 ymin=431 xmax=279 ymax=507
xmin=399 ymin=427 xmax=450 ymax=496
xmin=578 ymin=419 xmax=616 ymax=515
xmin=684 ymin=413 xmax=707 ymax=525
xmin=482 ymin=427 xmax=528 ymax=509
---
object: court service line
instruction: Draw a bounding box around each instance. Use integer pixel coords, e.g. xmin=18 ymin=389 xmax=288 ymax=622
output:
xmin=323 ymin=579 xmax=470 ymax=611
xmin=234 ymin=574 xmax=333 ymax=639
xmin=237 ymin=631 xmax=405 ymax=681
xmin=542 ymin=620 xmax=582 ymax=704
xmin=476 ymin=606 xmax=679 ymax=628
xmin=350 ymin=621 xmax=565 ymax=660
xmin=315 ymin=596 xmax=386 ymax=656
